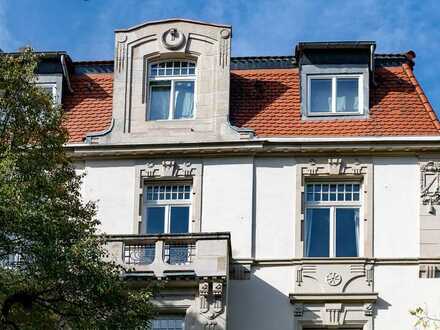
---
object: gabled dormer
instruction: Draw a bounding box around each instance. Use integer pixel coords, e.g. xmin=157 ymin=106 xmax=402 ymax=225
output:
xmin=93 ymin=18 xmax=245 ymax=144
xmin=296 ymin=41 xmax=375 ymax=119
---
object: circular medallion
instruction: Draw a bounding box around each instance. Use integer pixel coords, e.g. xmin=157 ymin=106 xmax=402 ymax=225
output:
xmin=220 ymin=29 xmax=230 ymax=39
xmin=325 ymin=272 xmax=342 ymax=286
xmin=162 ymin=28 xmax=186 ymax=50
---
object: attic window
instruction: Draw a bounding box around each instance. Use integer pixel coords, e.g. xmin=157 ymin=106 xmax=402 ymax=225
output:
xmin=307 ymin=75 xmax=363 ymax=115
xmin=147 ymin=60 xmax=196 ymax=121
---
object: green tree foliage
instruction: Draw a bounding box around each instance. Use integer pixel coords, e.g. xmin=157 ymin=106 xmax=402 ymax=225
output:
xmin=411 ymin=307 xmax=440 ymax=329
xmin=0 ymin=51 xmax=154 ymax=329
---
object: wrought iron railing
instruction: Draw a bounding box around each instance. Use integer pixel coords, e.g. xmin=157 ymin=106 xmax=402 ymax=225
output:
xmin=123 ymin=244 xmax=155 ymax=265
xmin=163 ymin=243 xmax=196 ymax=265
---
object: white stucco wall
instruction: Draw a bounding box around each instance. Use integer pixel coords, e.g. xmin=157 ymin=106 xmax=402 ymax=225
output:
xmin=373 ymin=157 xmax=420 ymax=258
xmin=77 ymin=155 xmax=439 ymax=329
xmin=201 ymin=157 xmax=254 ymax=258
xmin=81 ymin=159 xmax=137 ymax=234
xmin=375 ymin=265 xmax=440 ymax=328
xmin=254 ymin=157 xmax=296 ymax=259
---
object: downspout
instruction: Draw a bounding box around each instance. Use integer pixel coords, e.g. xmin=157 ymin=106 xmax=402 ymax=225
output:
xmin=370 ymin=44 xmax=377 ymax=86
xmin=61 ymin=54 xmax=74 ymax=93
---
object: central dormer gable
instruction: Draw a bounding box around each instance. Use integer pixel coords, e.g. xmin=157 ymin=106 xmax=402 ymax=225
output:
xmin=96 ymin=18 xmax=243 ymax=144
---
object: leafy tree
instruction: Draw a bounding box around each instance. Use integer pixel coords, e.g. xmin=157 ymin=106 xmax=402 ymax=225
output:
xmin=0 ymin=51 xmax=154 ymax=329
xmin=411 ymin=306 xmax=440 ymax=329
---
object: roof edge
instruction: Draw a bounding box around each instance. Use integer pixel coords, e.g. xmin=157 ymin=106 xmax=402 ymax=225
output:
xmin=402 ymin=63 xmax=440 ymax=132
xmin=115 ymin=18 xmax=231 ymax=33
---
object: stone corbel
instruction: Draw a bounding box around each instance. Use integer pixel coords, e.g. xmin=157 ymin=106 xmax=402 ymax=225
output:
xmin=212 ymin=281 xmax=224 ymax=316
xmin=293 ymin=303 xmax=304 ymax=317
xmin=364 ymin=303 xmax=375 ymax=316
xmin=199 ymin=280 xmax=224 ymax=323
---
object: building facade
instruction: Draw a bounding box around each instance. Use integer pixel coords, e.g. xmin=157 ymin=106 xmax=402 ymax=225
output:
xmin=34 ymin=19 xmax=440 ymax=329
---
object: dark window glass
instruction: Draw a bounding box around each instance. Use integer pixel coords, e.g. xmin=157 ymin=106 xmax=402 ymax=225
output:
xmin=305 ymin=208 xmax=330 ymax=257
xmin=310 ymin=79 xmax=332 ymax=113
xmin=335 ymin=208 xmax=359 ymax=257
xmin=146 ymin=207 xmax=165 ymax=234
xmin=170 ymin=206 xmax=190 ymax=233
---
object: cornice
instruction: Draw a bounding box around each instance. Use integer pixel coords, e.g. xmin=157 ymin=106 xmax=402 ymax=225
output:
xmin=66 ymin=139 xmax=440 ymax=160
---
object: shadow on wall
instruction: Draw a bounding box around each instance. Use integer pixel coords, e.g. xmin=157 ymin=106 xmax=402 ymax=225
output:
xmin=228 ymin=267 xmax=295 ymax=330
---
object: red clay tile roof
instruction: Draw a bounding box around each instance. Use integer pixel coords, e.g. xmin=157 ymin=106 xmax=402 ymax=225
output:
xmin=230 ymin=64 xmax=440 ymax=137
xmin=63 ymin=73 xmax=113 ymax=143
xmin=63 ymin=63 xmax=440 ymax=143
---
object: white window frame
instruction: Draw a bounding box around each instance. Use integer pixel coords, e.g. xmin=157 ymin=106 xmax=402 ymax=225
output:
xmin=143 ymin=182 xmax=192 ymax=234
xmin=147 ymin=60 xmax=197 ymax=121
xmin=304 ymin=182 xmax=363 ymax=258
xmin=307 ymin=74 xmax=363 ymax=116
xmin=152 ymin=315 xmax=185 ymax=330
xmin=37 ymin=83 xmax=57 ymax=103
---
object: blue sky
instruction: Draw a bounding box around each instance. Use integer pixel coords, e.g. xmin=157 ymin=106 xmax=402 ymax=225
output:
xmin=1 ymin=0 xmax=440 ymax=113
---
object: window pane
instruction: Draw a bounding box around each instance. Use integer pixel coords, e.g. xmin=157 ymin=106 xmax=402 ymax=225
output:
xmin=305 ymin=208 xmax=330 ymax=257
xmin=150 ymin=83 xmax=170 ymax=120
xmin=336 ymin=78 xmax=359 ymax=112
xmin=152 ymin=318 xmax=184 ymax=330
xmin=146 ymin=207 xmax=165 ymax=234
xmin=170 ymin=206 xmax=190 ymax=233
xmin=174 ymin=81 xmax=194 ymax=119
xmin=310 ymin=79 xmax=332 ymax=113
xmin=336 ymin=208 xmax=359 ymax=257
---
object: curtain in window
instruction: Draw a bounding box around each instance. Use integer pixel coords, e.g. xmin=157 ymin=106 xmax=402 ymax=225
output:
xmin=174 ymin=81 xmax=194 ymax=119
xmin=354 ymin=208 xmax=360 ymax=256
xmin=305 ymin=213 xmax=313 ymax=257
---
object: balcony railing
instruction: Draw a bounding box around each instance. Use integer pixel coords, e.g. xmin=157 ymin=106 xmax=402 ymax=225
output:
xmin=105 ymin=232 xmax=230 ymax=278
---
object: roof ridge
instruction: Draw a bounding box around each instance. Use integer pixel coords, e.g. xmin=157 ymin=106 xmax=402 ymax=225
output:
xmin=401 ymin=63 xmax=440 ymax=132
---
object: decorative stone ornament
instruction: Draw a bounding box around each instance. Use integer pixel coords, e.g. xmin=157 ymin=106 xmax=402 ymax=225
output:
xmin=162 ymin=28 xmax=186 ymax=50
xmin=141 ymin=160 xmax=197 ymax=178
xmin=325 ymin=272 xmax=342 ymax=286
xmin=199 ymin=280 xmax=224 ymax=323
xmin=324 ymin=303 xmax=345 ymax=326
xmin=421 ymin=161 xmax=440 ymax=205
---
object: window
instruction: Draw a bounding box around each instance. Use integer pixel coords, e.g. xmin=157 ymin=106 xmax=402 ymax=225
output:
xmin=308 ymin=75 xmax=362 ymax=115
xmin=147 ymin=61 xmax=196 ymax=121
xmin=143 ymin=183 xmax=192 ymax=264
xmin=143 ymin=183 xmax=192 ymax=234
xmin=304 ymin=183 xmax=361 ymax=258
xmin=37 ymin=83 xmax=57 ymax=102
xmin=152 ymin=317 xmax=184 ymax=330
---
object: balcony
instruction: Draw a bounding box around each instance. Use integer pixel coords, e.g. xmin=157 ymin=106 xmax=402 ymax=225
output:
xmin=105 ymin=232 xmax=230 ymax=279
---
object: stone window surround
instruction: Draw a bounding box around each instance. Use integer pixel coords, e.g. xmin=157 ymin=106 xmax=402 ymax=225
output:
xmin=300 ymin=64 xmax=370 ymax=120
xmin=295 ymin=157 xmax=374 ymax=258
xmin=133 ymin=158 xmax=203 ymax=234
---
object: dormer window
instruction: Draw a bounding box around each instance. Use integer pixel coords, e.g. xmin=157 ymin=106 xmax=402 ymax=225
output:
xmin=308 ymin=75 xmax=363 ymax=115
xmin=147 ymin=60 xmax=196 ymax=121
